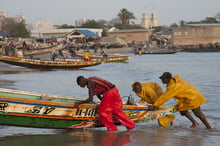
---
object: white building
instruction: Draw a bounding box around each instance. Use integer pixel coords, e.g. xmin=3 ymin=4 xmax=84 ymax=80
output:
xmin=34 ymin=20 xmax=54 ymax=30
xmin=141 ymin=13 xmax=158 ymax=29
xmin=31 ymin=28 xmax=102 ymax=39
xmin=30 ymin=20 xmax=102 ymax=39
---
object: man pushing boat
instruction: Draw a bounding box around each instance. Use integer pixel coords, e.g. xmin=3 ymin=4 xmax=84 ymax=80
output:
xmin=75 ymin=76 xmax=135 ymax=131
xmin=149 ymin=72 xmax=212 ymax=130
xmin=132 ymin=81 xmax=175 ymax=128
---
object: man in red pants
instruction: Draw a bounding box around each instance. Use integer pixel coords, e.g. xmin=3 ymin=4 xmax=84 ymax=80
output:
xmin=75 ymin=76 xmax=135 ymax=131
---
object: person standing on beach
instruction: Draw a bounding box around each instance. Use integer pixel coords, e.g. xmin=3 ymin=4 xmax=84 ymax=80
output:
xmin=83 ymin=51 xmax=90 ymax=61
xmin=150 ymin=72 xmax=212 ymax=130
xmin=75 ymin=76 xmax=135 ymax=131
xmin=132 ymin=81 xmax=175 ymax=128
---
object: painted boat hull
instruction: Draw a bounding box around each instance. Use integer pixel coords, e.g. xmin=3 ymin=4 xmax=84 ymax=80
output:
xmin=72 ymin=52 xmax=131 ymax=62
xmin=23 ymin=45 xmax=64 ymax=56
xmin=90 ymin=55 xmax=130 ymax=62
xmin=0 ymin=55 xmax=102 ymax=69
xmin=0 ymin=88 xmax=177 ymax=129
xmin=135 ymin=49 xmax=181 ymax=55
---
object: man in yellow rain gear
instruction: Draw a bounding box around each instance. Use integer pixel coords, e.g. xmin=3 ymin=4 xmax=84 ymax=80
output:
xmin=152 ymin=72 xmax=212 ymax=130
xmin=83 ymin=51 xmax=90 ymax=61
xmin=132 ymin=81 xmax=175 ymax=128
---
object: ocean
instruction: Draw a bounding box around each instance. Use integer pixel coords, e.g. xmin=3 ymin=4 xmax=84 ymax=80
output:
xmin=0 ymin=52 xmax=220 ymax=146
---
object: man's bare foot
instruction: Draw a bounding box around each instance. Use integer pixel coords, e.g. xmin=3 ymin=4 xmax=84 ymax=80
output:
xmin=207 ymin=127 xmax=213 ymax=131
xmin=188 ymin=123 xmax=200 ymax=129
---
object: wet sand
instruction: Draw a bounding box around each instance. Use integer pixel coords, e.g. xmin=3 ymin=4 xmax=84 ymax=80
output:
xmin=0 ymin=125 xmax=218 ymax=146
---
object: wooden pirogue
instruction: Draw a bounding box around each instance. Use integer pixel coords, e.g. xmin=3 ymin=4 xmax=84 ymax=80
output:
xmin=23 ymin=44 xmax=64 ymax=56
xmin=66 ymin=53 xmax=131 ymax=62
xmin=0 ymin=55 xmax=102 ymax=69
xmin=0 ymin=88 xmax=177 ymax=129
xmin=90 ymin=54 xmax=131 ymax=62
xmin=135 ymin=49 xmax=181 ymax=55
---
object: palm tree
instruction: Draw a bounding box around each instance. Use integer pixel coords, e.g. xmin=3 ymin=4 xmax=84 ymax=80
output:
xmin=117 ymin=8 xmax=136 ymax=28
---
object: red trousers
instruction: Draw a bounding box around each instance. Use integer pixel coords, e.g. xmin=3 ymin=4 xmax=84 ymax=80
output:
xmin=98 ymin=87 xmax=135 ymax=131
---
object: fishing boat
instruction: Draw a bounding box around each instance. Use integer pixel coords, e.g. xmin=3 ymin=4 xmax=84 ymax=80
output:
xmin=23 ymin=44 xmax=64 ymax=56
xmin=0 ymin=88 xmax=177 ymax=129
xmin=77 ymin=53 xmax=131 ymax=62
xmin=135 ymin=48 xmax=181 ymax=55
xmin=62 ymin=50 xmax=131 ymax=63
xmin=90 ymin=54 xmax=131 ymax=62
xmin=0 ymin=55 xmax=102 ymax=69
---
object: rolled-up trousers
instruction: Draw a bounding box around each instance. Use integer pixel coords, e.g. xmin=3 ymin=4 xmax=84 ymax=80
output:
xmin=98 ymin=87 xmax=135 ymax=131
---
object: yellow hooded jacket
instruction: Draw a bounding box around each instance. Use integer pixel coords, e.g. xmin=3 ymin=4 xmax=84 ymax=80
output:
xmin=83 ymin=52 xmax=90 ymax=60
xmin=132 ymin=81 xmax=175 ymax=127
xmin=154 ymin=76 xmax=206 ymax=111
xmin=132 ymin=82 xmax=163 ymax=106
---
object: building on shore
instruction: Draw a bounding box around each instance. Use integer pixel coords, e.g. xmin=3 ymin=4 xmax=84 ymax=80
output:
xmin=31 ymin=28 xmax=102 ymax=40
xmin=141 ymin=13 xmax=158 ymax=29
xmin=108 ymin=29 xmax=154 ymax=44
xmin=0 ymin=12 xmax=6 ymax=29
xmin=34 ymin=20 xmax=54 ymax=30
xmin=106 ymin=13 xmax=157 ymax=45
xmin=65 ymin=29 xmax=99 ymax=42
xmin=30 ymin=20 xmax=102 ymax=39
xmin=171 ymin=23 xmax=220 ymax=46
xmin=0 ymin=12 xmax=27 ymax=30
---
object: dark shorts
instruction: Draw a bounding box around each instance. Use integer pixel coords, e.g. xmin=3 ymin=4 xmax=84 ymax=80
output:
xmin=179 ymin=106 xmax=201 ymax=116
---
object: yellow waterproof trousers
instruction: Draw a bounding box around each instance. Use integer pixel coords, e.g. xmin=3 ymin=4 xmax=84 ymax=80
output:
xmin=158 ymin=114 xmax=175 ymax=128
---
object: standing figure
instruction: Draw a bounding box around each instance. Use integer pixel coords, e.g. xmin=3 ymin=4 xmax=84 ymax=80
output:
xmin=75 ymin=76 xmax=135 ymax=131
xmin=101 ymin=50 xmax=108 ymax=60
xmin=50 ymin=47 xmax=58 ymax=61
xmin=152 ymin=72 xmax=212 ymax=130
xmin=83 ymin=51 xmax=90 ymax=61
xmin=58 ymin=50 xmax=65 ymax=60
xmin=132 ymin=81 xmax=175 ymax=128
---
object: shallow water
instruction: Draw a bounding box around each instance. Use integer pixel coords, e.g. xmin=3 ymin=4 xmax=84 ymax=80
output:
xmin=0 ymin=52 xmax=220 ymax=146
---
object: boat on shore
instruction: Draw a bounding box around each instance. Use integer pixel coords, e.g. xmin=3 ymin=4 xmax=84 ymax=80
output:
xmin=23 ymin=44 xmax=64 ymax=56
xmin=0 ymin=55 xmax=102 ymax=69
xmin=0 ymin=88 xmax=177 ymax=129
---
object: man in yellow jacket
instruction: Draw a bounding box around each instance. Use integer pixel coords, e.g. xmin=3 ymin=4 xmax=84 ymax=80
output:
xmin=132 ymin=81 xmax=175 ymax=128
xmin=152 ymin=72 xmax=212 ymax=130
xmin=83 ymin=51 xmax=90 ymax=61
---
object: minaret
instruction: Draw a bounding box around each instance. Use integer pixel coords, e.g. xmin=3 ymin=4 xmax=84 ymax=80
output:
xmin=141 ymin=13 xmax=150 ymax=29
xmin=151 ymin=13 xmax=158 ymax=27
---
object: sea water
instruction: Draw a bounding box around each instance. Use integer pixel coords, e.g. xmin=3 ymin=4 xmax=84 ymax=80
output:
xmin=0 ymin=52 xmax=220 ymax=146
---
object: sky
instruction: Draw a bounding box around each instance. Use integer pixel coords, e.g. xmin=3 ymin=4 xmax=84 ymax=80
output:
xmin=1 ymin=0 xmax=220 ymax=26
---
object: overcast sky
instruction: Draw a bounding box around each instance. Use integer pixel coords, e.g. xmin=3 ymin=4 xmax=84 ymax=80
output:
xmin=1 ymin=0 xmax=220 ymax=26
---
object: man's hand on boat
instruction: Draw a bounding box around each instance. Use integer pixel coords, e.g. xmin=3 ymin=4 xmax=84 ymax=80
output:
xmin=74 ymin=102 xmax=81 ymax=108
xmin=73 ymin=96 xmax=94 ymax=108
